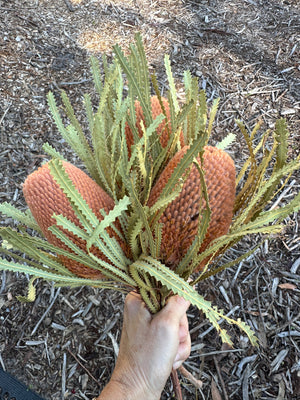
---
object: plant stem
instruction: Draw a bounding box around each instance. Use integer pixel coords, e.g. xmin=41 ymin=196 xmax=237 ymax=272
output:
xmin=171 ymin=368 xmax=183 ymax=400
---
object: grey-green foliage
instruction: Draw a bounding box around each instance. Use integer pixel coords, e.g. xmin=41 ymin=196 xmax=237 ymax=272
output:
xmin=0 ymin=33 xmax=299 ymax=348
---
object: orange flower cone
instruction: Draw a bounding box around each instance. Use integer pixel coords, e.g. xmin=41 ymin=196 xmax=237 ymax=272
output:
xmin=23 ymin=161 xmax=129 ymax=279
xmin=23 ymin=98 xmax=236 ymax=279
xmin=148 ymin=145 xmax=236 ymax=271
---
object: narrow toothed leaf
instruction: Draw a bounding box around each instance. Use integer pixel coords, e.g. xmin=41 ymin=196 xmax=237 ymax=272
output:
xmin=0 ymin=227 xmax=73 ymax=275
xmin=0 ymin=257 xmax=110 ymax=287
xmin=87 ymin=196 xmax=130 ymax=251
xmin=132 ymin=255 xmax=257 ymax=345
xmin=42 ymin=142 xmax=66 ymax=161
xmin=0 ymin=203 xmax=42 ymax=233
xmin=164 ymin=55 xmax=180 ymax=115
xmin=216 ymin=133 xmax=236 ymax=150
xmin=48 ymin=159 xmax=98 ymax=231
xmin=207 ymin=97 xmax=219 ymax=138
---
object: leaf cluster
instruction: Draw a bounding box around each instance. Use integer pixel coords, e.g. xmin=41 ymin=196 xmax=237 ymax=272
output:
xmin=0 ymin=33 xmax=299 ymax=347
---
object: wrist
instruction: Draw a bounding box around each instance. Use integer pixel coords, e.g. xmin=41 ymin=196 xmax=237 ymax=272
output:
xmin=96 ymin=380 xmax=158 ymax=400
xmin=95 ymin=379 xmax=129 ymax=400
xmin=110 ymin=373 xmax=159 ymax=400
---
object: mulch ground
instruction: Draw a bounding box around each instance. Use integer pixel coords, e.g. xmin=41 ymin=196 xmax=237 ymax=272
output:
xmin=0 ymin=0 xmax=299 ymax=399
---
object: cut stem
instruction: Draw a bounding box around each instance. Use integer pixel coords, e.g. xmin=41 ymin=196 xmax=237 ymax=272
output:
xmin=171 ymin=368 xmax=183 ymax=400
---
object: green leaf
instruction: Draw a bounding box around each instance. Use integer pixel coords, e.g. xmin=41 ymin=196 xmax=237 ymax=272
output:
xmin=134 ymin=33 xmax=152 ymax=111
xmin=235 ymin=121 xmax=265 ymax=186
xmin=128 ymin=217 xmax=143 ymax=259
xmin=149 ymin=183 xmax=183 ymax=227
xmin=113 ymin=40 xmax=152 ymax=125
xmin=87 ymin=251 xmax=135 ymax=286
xmin=0 ymin=257 xmax=116 ymax=288
xmin=197 ymin=89 xmax=208 ymax=134
xmin=0 ymin=203 xmax=42 ymax=233
xmin=0 ymin=227 xmax=73 ymax=275
xmin=129 ymin=178 xmax=156 ymax=257
xmin=194 ymin=242 xmax=263 ymax=283
xmin=132 ymin=255 xmax=257 ymax=346
xmin=92 ymin=114 xmax=114 ymax=196
xmin=274 ymin=118 xmax=288 ymax=171
xmin=42 ymin=143 xmax=66 ymax=161
xmin=48 ymin=159 xmax=98 ymax=232
xmin=83 ymin=93 xmax=94 ymax=134
xmin=47 ymin=91 xmax=100 ymax=184
xmin=164 ymin=55 xmax=180 ymax=114
xmin=194 ymin=224 xmax=282 ymax=268
xmin=90 ymin=56 xmax=103 ymax=96
xmin=216 ymin=133 xmax=236 ymax=150
xmin=207 ymin=97 xmax=220 ymax=138
xmin=232 ymin=158 xmax=300 ymax=229
xmin=87 ymin=196 xmax=130 ymax=260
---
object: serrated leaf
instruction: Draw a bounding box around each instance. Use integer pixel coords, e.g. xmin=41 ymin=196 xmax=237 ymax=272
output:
xmin=132 ymin=255 xmax=257 ymax=345
xmin=232 ymin=158 xmax=300 ymax=229
xmin=164 ymin=55 xmax=180 ymax=114
xmin=0 ymin=227 xmax=73 ymax=275
xmin=216 ymin=133 xmax=236 ymax=150
xmin=42 ymin=142 xmax=66 ymax=161
xmin=274 ymin=118 xmax=288 ymax=171
xmin=90 ymin=56 xmax=103 ymax=96
xmin=207 ymin=97 xmax=219 ymax=139
xmin=87 ymin=196 xmax=130 ymax=250
xmin=0 ymin=203 xmax=42 ymax=233
xmin=87 ymin=251 xmax=135 ymax=286
xmin=193 ymin=242 xmax=263 ymax=284
xmin=113 ymin=40 xmax=152 ymax=125
xmin=53 ymin=214 xmax=89 ymax=241
xmin=0 ymin=257 xmax=117 ymax=289
xmin=129 ymin=178 xmax=156 ymax=257
xmin=128 ymin=217 xmax=143 ymax=259
xmin=48 ymin=159 xmax=98 ymax=232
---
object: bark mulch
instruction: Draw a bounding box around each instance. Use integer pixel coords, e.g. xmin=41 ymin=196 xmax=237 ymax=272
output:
xmin=0 ymin=0 xmax=299 ymax=399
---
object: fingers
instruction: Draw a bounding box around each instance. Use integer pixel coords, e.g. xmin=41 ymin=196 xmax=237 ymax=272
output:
xmin=163 ymin=295 xmax=191 ymax=322
xmin=164 ymin=297 xmax=191 ymax=369
xmin=173 ymin=332 xmax=191 ymax=369
xmin=178 ymin=313 xmax=189 ymax=341
xmin=124 ymin=292 xmax=151 ymax=324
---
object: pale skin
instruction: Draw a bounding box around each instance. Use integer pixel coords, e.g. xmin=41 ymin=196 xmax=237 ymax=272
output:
xmin=96 ymin=292 xmax=191 ymax=400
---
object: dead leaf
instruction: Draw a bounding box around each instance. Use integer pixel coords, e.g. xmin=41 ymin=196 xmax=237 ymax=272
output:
xmin=278 ymin=283 xmax=297 ymax=290
xmin=211 ymin=379 xmax=222 ymax=400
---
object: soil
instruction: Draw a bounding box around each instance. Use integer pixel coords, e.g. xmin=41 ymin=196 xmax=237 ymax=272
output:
xmin=0 ymin=0 xmax=299 ymax=399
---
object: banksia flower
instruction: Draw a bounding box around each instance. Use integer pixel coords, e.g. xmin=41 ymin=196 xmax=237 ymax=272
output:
xmin=125 ymin=95 xmax=184 ymax=156
xmin=1 ymin=34 xmax=292 ymax=350
xmin=148 ymin=145 xmax=236 ymax=271
xmin=23 ymin=161 xmax=129 ymax=279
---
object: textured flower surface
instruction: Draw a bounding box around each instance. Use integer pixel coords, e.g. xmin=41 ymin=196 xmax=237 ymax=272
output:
xmin=23 ymin=161 xmax=129 ymax=279
xmin=148 ymin=145 xmax=236 ymax=271
xmin=23 ymin=99 xmax=236 ymax=279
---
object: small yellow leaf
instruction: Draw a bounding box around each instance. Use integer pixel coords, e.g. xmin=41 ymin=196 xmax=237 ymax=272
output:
xmin=16 ymin=277 xmax=37 ymax=303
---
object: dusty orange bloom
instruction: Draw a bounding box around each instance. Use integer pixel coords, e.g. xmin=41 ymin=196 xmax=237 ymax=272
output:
xmin=148 ymin=145 xmax=236 ymax=271
xmin=23 ymin=161 xmax=129 ymax=279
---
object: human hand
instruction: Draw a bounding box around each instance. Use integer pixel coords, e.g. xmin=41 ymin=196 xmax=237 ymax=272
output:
xmin=98 ymin=292 xmax=191 ymax=400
